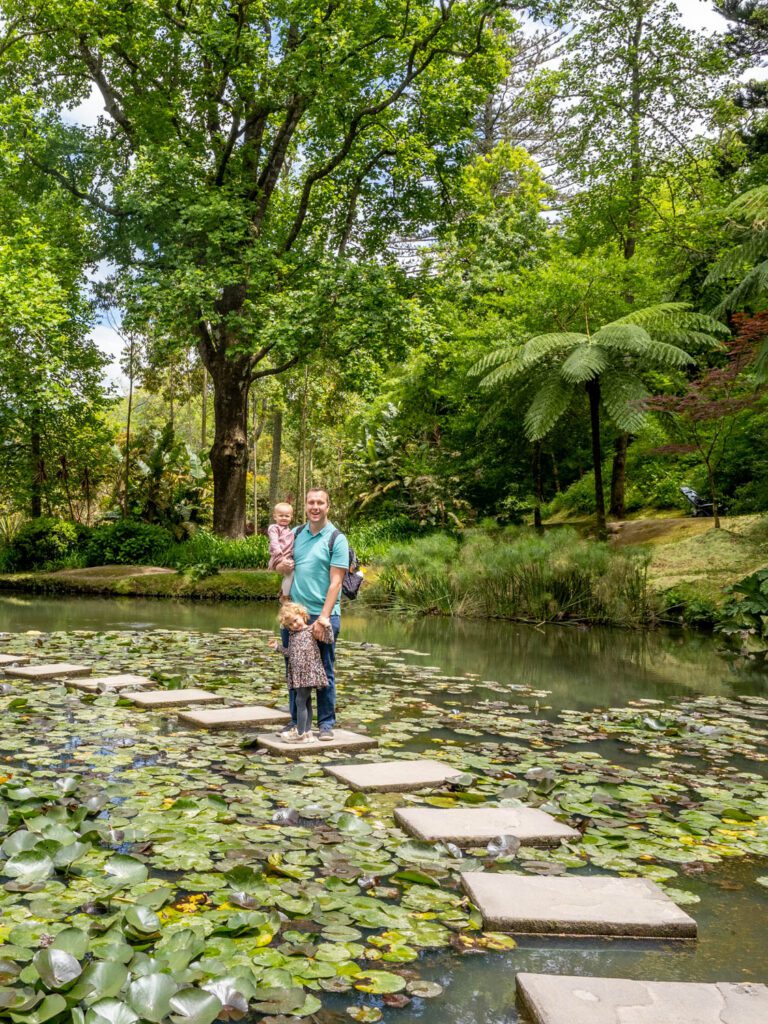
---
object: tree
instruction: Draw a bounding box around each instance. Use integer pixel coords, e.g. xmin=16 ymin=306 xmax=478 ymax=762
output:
xmin=647 ymin=312 xmax=766 ymax=527
xmin=0 ymin=0 xmax=516 ymax=536
xmin=471 ymin=303 xmax=727 ymax=536
xmin=554 ymin=0 xmax=734 ymax=514
xmin=0 ymin=223 xmax=112 ymax=519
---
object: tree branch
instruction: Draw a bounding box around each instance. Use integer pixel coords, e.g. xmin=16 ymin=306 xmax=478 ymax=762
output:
xmin=252 ymin=355 xmax=300 ymax=379
xmin=28 ymin=155 xmax=126 ymax=217
xmin=78 ymin=38 xmax=134 ymax=141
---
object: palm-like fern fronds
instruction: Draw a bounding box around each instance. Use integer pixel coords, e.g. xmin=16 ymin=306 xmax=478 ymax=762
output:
xmin=600 ymin=371 xmax=649 ymax=433
xmin=524 ymin=374 xmax=574 ymax=439
xmin=468 ymin=345 xmax=519 ymax=377
xmin=560 ymin=344 xmax=608 ymax=383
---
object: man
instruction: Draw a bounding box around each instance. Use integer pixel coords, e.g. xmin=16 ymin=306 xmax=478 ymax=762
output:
xmin=276 ymin=487 xmax=349 ymax=740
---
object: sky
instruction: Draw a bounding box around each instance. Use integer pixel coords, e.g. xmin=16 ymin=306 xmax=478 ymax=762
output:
xmin=66 ymin=0 xmax=755 ymax=389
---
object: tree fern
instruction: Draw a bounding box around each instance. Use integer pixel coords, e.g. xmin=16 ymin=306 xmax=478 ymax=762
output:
xmin=560 ymin=344 xmax=609 ymax=383
xmin=524 ymin=375 xmax=574 ymax=439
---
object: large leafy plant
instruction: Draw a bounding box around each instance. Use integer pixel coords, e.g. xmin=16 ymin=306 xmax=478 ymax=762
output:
xmin=471 ymin=303 xmax=728 ymax=534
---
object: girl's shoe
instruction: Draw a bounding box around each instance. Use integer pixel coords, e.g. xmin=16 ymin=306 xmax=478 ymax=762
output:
xmin=279 ymin=727 xmax=299 ymax=742
xmin=293 ymin=731 xmax=314 ymax=743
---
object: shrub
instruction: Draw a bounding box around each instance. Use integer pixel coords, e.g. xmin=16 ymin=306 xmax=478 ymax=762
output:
xmin=166 ymin=531 xmax=269 ymax=569
xmin=374 ymin=526 xmax=657 ymax=626
xmin=0 ymin=517 xmax=81 ymax=571
xmin=85 ymin=520 xmax=173 ymax=566
xmin=346 ymin=516 xmax=425 ymax=563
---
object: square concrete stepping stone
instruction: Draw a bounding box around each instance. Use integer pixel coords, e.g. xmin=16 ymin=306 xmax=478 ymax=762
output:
xmin=461 ymin=874 xmax=696 ymax=938
xmin=178 ymin=705 xmax=291 ymax=730
xmin=125 ymin=688 xmax=222 ymax=708
xmin=394 ymin=806 xmax=579 ymax=847
xmin=325 ymin=758 xmax=465 ymax=793
xmin=257 ymin=729 xmax=377 ymax=757
xmin=516 ymin=974 xmax=768 ymax=1024
xmin=0 ymin=654 xmax=29 ymax=667
xmin=68 ymin=674 xmax=154 ymax=693
xmin=5 ymin=662 xmax=92 ymax=680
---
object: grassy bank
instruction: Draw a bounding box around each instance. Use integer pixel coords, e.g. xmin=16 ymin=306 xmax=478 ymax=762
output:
xmin=0 ymin=566 xmax=281 ymax=600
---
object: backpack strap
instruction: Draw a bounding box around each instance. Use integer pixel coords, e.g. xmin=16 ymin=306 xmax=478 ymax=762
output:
xmin=328 ymin=529 xmax=340 ymax=557
xmin=294 ymin=524 xmax=307 ymax=539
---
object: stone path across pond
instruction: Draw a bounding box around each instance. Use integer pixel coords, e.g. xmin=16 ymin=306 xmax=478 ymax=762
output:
xmin=5 ymin=662 xmax=92 ymax=680
xmin=325 ymin=758 xmax=465 ymax=792
xmin=257 ymin=729 xmax=378 ymax=757
xmin=0 ymin=653 xmax=29 ymax=667
xmin=67 ymin=674 xmax=154 ymax=692
xmin=124 ymin=688 xmax=223 ymax=708
xmin=462 ymin=873 xmax=696 ymax=938
xmin=515 ymin=974 xmax=768 ymax=1024
xmin=177 ymin=705 xmax=291 ymax=729
xmin=394 ymin=805 xmax=580 ymax=847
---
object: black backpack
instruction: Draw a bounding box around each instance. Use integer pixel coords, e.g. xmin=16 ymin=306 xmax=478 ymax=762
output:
xmin=294 ymin=525 xmax=363 ymax=600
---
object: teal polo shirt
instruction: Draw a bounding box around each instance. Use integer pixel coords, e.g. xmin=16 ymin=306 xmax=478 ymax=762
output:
xmin=290 ymin=521 xmax=350 ymax=616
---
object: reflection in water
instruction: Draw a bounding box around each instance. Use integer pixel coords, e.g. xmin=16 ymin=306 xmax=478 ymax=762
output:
xmin=1 ymin=593 xmax=767 ymax=1022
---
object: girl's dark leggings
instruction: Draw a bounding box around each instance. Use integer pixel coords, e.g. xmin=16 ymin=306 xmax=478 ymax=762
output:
xmin=295 ymin=688 xmax=313 ymax=735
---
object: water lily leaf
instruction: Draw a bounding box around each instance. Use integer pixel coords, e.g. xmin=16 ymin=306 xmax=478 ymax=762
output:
xmin=353 ymin=971 xmax=406 ymax=994
xmin=52 ymin=928 xmax=89 ymax=959
xmin=9 ymin=993 xmax=67 ymax=1023
xmin=406 ymin=980 xmax=443 ymax=998
xmin=391 ymin=870 xmax=440 ymax=887
xmin=85 ymin=999 xmax=139 ymax=1024
xmin=251 ymin=986 xmax=306 ymax=1014
xmin=2 ymin=830 xmax=40 ymax=856
xmin=333 ymin=813 xmax=373 ymax=836
xmin=4 ymin=850 xmax=54 ymax=884
xmin=168 ymin=988 xmax=222 ymax=1024
xmin=199 ymin=981 xmax=249 ymax=1021
xmin=346 ymin=1008 xmax=382 ymax=1023
xmin=69 ymin=962 xmax=130 ymax=1002
xmin=104 ymin=855 xmax=148 ymax=888
xmin=124 ymin=905 xmax=161 ymax=937
xmin=33 ymin=947 xmax=82 ymax=989
xmin=127 ymin=973 xmax=179 ymax=1022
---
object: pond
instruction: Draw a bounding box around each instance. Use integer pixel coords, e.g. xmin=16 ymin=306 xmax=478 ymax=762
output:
xmin=0 ymin=593 xmax=767 ymax=1024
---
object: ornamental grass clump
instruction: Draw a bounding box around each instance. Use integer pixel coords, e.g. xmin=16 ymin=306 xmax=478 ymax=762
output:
xmin=377 ymin=527 xmax=656 ymax=626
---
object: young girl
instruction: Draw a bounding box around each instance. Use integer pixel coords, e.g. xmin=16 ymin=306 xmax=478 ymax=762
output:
xmin=275 ymin=602 xmax=332 ymax=743
xmin=268 ymin=502 xmax=294 ymax=601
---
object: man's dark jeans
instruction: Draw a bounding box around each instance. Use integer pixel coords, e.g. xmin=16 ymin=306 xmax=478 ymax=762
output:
xmin=282 ymin=613 xmax=340 ymax=730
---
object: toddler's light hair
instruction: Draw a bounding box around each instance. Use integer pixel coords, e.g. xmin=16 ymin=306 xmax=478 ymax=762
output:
xmin=273 ymin=501 xmax=293 ymax=517
xmin=278 ymin=601 xmax=309 ymax=628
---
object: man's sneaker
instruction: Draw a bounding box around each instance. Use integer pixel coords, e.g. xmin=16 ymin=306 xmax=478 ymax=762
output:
xmin=318 ymin=728 xmax=334 ymax=742
xmin=279 ymin=727 xmax=299 ymax=742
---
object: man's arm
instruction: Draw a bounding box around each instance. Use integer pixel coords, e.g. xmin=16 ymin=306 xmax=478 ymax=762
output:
xmin=313 ymin=566 xmax=345 ymax=637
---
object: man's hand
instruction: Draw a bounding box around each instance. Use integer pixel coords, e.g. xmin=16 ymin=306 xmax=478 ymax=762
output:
xmin=312 ymin=616 xmax=330 ymax=640
xmin=275 ymin=557 xmax=294 ymax=573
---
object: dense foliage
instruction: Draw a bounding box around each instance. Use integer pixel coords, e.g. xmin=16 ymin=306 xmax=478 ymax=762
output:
xmin=0 ymin=0 xmax=767 ymax=615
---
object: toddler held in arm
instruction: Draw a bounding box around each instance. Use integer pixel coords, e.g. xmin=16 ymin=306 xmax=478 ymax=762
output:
xmin=268 ymin=502 xmax=294 ymax=601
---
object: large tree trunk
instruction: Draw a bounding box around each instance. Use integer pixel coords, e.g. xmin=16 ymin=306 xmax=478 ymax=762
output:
xmin=208 ymin=352 xmax=251 ymax=538
xmin=269 ymin=409 xmax=282 ymax=509
xmin=586 ymin=380 xmax=607 ymax=538
xmin=609 ymin=433 xmax=629 ymax=519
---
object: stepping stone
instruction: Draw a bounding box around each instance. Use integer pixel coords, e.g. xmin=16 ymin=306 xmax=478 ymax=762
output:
xmin=5 ymin=662 xmax=92 ymax=680
xmin=178 ymin=705 xmax=291 ymax=730
xmin=516 ymin=974 xmax=768 ymax=1024
xmin=0 ymin=654 xmax=29 ymax=667
xmin=67 ymin=674 xmax=154 ymax=693
xmin=394 ymin=806 xmax=579 ymax=847
xmin=461 ymin=873 xmax=696 ymax=938
xmin=256 ymin=729 xmax=378 ymax=758
xmin=125 ymin=688 xmax=222 ymax=708
xmin=325 ymin=758 xmax=466 ymax=793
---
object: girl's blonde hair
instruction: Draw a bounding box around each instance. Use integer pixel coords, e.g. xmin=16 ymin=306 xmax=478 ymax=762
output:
xmin=273 ymin=501 xmax=293 ymax=516
xmin=278 ymin=601 xmax=309 ymax=628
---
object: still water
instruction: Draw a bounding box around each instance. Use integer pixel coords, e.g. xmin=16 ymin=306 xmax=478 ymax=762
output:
xmin=1 ymin=593 xmax=767 ymax=1021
